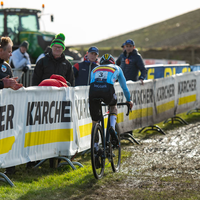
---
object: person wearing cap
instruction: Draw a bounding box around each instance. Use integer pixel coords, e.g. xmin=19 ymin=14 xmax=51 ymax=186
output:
xmin=73 ymin=46 xmax=99 ymax=86
xmin=9 ymin=40 xmax=31 ymax=81
xmin=32 ymin=33 xmax=75 ymax=86
xmin=116 ymin=39 xmax=146 ymax=85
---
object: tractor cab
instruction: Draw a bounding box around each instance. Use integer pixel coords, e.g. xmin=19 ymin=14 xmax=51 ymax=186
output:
xmin=0 ymin=4 xmax=82 ymax=63
xmin=0 ymin=7 xmax=55 ymax=62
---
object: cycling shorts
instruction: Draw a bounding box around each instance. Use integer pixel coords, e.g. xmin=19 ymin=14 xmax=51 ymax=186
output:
xmin=89 ymin=82 xmax=117 ymax=121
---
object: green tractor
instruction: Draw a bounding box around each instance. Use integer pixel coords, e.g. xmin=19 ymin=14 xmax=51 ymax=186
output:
xmin=0 ymin=6 xmax=81 ymax=63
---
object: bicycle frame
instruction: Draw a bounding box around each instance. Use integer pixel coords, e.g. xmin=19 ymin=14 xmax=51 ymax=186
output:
xmin=91 ymin=100 xmax=130 ymax=179
xmin=97 ymin=104 xmax=110 ymax=160
xmin=97 ymin=102 xmax=130 ymax=160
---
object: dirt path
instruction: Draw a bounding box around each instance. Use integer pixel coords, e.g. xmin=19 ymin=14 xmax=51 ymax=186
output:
xmin=78 ymin=122 xmax=200 ymax=200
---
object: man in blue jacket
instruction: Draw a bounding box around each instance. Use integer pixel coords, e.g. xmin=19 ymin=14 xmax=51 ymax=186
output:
xmin=116 ymin=39 xmax=146 ymax=85
xmin=73 ymin=46 xmax=99 ymax=86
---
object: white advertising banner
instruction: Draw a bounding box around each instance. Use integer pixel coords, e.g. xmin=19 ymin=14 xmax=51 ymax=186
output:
xmin=0 ymin=71 xmax=200 ymax=168
xmin=74 ymin=86 xmax=92 ymax=152
xmin=116 ymin=80 xmax=154 ymax=132
xmin=153 ymin=75 xmax=176 ymax=124
xmin=0 ymin=86 xmax=77 ymax=168
xmin=175 ymin=72 xmax=199 ymax=115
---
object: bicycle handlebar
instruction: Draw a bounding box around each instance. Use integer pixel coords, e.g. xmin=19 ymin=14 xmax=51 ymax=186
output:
xmin=102 ymin=102 xmax=131 ymax=116
xmin=117 ymin=102 xmax=131 ymax=116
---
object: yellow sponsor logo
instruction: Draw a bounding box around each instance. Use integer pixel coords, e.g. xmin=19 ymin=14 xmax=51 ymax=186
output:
xmin=24 ymin=129 xmax=73 ymax=147
xmin=0 ymin=136 xmax=15 ymax=154
xmin=129 ymin=107 xmax=153 ymax=120
xmin=79 ymin=123 xmax=92 ymax=137
xmin=156 ymin=100 xmax=175 ymax=114
xmin=79 ymin=117 xmax=108 ymax=138
xmin=178 ymin=94 xmax=196 ymax=105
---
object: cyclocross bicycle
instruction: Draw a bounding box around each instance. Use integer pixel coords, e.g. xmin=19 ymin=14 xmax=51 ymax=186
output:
xmin=91 ymin=99 xmax=130 ymax=179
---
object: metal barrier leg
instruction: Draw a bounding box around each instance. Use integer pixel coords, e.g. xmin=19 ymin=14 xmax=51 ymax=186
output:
xmin=33 ymin=156 xmax=83 ymax=170
xmin=71 ymin=162 xmax=84 ymax=168
xmin=120 ymin=136 xmax=134 ymax=144
xmin=33 ymin=159 xmax=48 ymax=168
xmin=120 ymin=133 xmax=140 ymax=145
xmin=163 ymin=116 xmax=188 ymax=125
xmin=138 ymin=125 xmax=166 ymax=135
xmin=0 ymin=172 xmax=14 ymax=187
xmin=187 ymin=108 xmax=200 ymax=115
xmin=57 ymin=157 xmax=77 ymax=170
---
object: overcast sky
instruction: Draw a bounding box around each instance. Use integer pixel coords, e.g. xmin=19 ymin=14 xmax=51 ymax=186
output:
xmin=2 ymin=0 xmax=200 ymax=45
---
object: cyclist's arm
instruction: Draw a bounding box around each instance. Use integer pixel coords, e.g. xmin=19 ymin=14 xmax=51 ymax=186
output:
xmin=118 ymin=68 xmax=131 ymax=102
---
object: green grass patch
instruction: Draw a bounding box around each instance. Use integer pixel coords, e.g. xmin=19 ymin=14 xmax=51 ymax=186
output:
xmin=0 ymin=149 xmax=131 ymax=200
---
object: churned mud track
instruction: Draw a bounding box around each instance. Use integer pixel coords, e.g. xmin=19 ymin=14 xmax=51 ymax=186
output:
xmin=75 ymin=122 xmax=200 ymax=200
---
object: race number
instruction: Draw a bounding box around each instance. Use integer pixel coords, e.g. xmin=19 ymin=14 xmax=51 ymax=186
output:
xmin=95 ymin=71 xmax=108 ymax=81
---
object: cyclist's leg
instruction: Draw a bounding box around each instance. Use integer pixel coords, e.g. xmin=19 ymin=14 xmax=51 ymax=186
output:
xmin=107 ymin=101 xmax=121 ymax=172
xmin=109 ymin=106 xmax=117 ymax=129
xmin=108 ymin=92 xmax=118 ymax=146
xmin=111 ymin=123 xmax=121 ymax=172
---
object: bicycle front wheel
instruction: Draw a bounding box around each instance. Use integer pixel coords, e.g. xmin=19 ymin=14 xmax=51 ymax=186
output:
xmin=111 ymin=123 xmax=121 ymax=172
xmin=91 ymin=123 xmax=105 ymax=179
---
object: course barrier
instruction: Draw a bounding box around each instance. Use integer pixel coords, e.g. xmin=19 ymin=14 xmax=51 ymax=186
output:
xmin=0 ymin=71 xmax=199 ymax=171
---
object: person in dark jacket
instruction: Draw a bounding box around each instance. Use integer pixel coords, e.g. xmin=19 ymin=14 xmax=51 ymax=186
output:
xmin=0 ymin=36 xmax=23 ymax=176
xmin=73 ymin=46 xmax=99 ymax=86
xmin=0 ymin=37 xmax=23 ymax=90
xmin=116 ymin=39 xmax=146 ymax=85
xmin=32 ymin=33 xmax=75 ymax=86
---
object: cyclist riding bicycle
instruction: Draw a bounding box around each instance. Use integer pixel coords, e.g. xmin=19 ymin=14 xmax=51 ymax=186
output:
xmin=89 ymin=53 xmax=133 ymax=147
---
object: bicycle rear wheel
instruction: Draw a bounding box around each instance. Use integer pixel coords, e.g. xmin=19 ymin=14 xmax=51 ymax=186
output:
xmin=91 ymin=123 xmax=105 ymax=179
xmin=111 ymin=123 xmax=121 ymax=172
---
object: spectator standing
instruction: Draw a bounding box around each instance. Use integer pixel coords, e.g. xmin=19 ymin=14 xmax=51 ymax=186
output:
xmin=9 ymin=41 xmax=31 ymax=81
xmin=32 ymin=33 xmax=75 ymax=86
xmin=73 ymin=46 xmax=99 ymax=86
xmin=116 ymin=39 xmax=146 ymax=85
xmin=0 ymin=36 xmax=23 ymax=175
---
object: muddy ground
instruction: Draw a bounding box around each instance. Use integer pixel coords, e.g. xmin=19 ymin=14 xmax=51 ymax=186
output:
xmin=77 ymin=121 xmax=200 ymax=200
